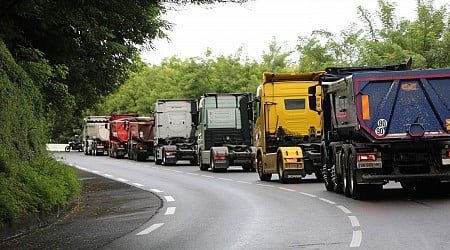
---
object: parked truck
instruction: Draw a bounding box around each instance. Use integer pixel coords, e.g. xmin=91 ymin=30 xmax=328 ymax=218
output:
xmin=82 ymin=115 xmax=110 ymax=156
xmin=254 ymin=72 xmax=324 ymax=183
xmin=154 ymin=99 xmax=197 ymax=165
xmin=197 ymin=93 xmax=255 ymax=172
xmin=109 ymin=113 xmax=139 ymax=158
xmin=127 ymin=116 xmax=155 ymax=161
xmin=308 ymin=60 xmax=450 ymax=199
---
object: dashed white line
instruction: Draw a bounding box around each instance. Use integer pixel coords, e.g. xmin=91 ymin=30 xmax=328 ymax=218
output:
xmin=298 ymin=192 xmax=317 ymax=198
xmin=278 ymin=187 xmax=295 ymax=192
xmin=337 ymin=205 xmax=352 ymax=214
xmin=218 ymin=178 xmax=233 ymax=181
xmin=348 ymin=216 xmax=360 ymax=227
xmin=136 ymin=223 xmax=164 ymax=236
xmin=350 ymin=230 xmax=362 ymax=248
xmin=187 ymin=173 xmax=199 ymax=176
xmin=256 ymin=183 xmax=274 ymax=188
xmin=319 ymin=198 xmax=337 ymax=205
xmin=133 ymin=183 xmax=145 ymax=187
xmin=103 ymin=174 xmax=114 ymax=178
xmin=236 ymin=181 xmax=251 ymax=184
xmin=116 ymin=178 xmax=129 ymax=182
xmin=201 ymin=175 xmax=215 ymax=178
xmin=165 ymin=207 xmax=176 ymax=215
xmin=150 ymin=189 xmax=164 ymax=193
xmin=164 ymin=196 xmax=175 ymax=202
xmin=172 ymin=170 xmax=183 ymax=173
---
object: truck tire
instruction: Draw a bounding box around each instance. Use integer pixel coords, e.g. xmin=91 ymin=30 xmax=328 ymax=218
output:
xmin=257 ymin=154 xmax=271 ymax=181
xmin=321 ymin=146 xmax=334 ymax=191
xmin=331 ymin=149 xmax=343 ymax=194
xmin=342 ymin=146 xmax=351 ymax=197
xmin=348 ymin=147 xmax=364 ymax=200
xmin=199 ymin=153 xmax=208 ymax=171
xmin=277 ymin=153 xmax=288 ymax=183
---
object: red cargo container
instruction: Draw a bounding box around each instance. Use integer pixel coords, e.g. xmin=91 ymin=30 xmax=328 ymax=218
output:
xmin=109 ymin=113 xmax=139 ymax=158
xmin=127 ymin=116 xmax=155 ymax=161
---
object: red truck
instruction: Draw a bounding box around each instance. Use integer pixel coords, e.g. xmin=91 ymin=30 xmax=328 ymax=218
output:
xmin=109 ymin=113 xmax=139 ymax=158
xmin=127 ymin=116 xmax=155 ymax=161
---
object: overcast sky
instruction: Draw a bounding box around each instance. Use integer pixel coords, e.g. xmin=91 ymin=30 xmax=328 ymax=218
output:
xmin=141 ymin=0 xmax=448 ymax=65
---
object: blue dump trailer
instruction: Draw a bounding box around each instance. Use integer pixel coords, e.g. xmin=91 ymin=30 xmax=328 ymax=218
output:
xmin=309 ymin=62 xmax=450 ymax=199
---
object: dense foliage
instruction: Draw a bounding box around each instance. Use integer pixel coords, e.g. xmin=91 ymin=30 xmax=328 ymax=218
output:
xmin=0 ymin=41 xmax=81 ymax=221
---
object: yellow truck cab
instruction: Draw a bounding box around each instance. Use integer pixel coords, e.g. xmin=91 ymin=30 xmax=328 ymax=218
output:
xmin=254 ymin=72 xmax=324 ymax=183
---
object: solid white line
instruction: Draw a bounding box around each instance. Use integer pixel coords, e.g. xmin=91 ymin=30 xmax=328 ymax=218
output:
xmin=92 ymin=170 xmax=100 ymax=174
xmin=133 ymin=183 xmax=145 ymax=187
xmin=278 ymin=187 xmax=295 ymax=192
xmin=348 ymin=216 xmax=360 ymax=227
xmin=136 ymin=223 xmax=164 ymax=235
xmin=78 ymin=167 xmax=88 ymax=171
xmin=336 ymin=205 xmax=352 ymax=214
xmin=103 ymin=174 xmax=114 ymax=178
xmin=165 ymin=207 xmax=176 ymax=215
xmin=236 ymin=181 xmax=251 ymax=184
xmin=318 ymin=198 xmax=337 ymax=205
xmin=298 ymin=192 xmax=317 ymax=198
xmin=164 ymin=196 xmax=175 ymax=202
xmin=350 ymin=230 xmax=362 ymax=248
xmin=116 ymin=178 xmax=128 ymax=182
xmin=150 ymin=189 xmax=164 ymax=193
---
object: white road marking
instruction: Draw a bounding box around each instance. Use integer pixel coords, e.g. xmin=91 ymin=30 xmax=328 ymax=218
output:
xmin=78 ymin=167 xmax=88 ymax=171
xmin=165 ymin=207 xmax=176 ymax=215
xmin=201 ymin=175 xmax=215 ymax=178
xmin=298 ymin=192 xmax=317 ymax=198
xmin=318 ymin=198 xmax=337 ymax=205
xmin=152 ymin=167 xmax=157 ymax=169
xmin=136 ymin=223 xmax=164 ymax=235
xmin=236 ymin=181 xmax=251 ymax=184
xmin=150 ymin=189 xmax=164 ymax=193
xmin=187 ymin=173 xmax=199 ymax=176
xmin=116 ymin=178 xmax=129 ymax=182
xmin=350 ymin=230 xmax=362 ymax=248
xmin=133 ymin=183 xmax=145 ymax=187
xmin=278 ymin=187 xmax=295 ymax=192
xmin=164 ymin=196 xmax=175 ymax=202
xmin=337 ymin=205 xmax=352 ymax=214
xmin=348 ymin=216 xmax=360 ymax=227
xmin=92 ymin=170 xmax=100 ymax=174
xmin=103 ymin=174 xmax=114 ymax=178
xmin=256 ymin=183 xmax=274 ymax=188
xmin=218 ymin=177 xmax=233 ymax=181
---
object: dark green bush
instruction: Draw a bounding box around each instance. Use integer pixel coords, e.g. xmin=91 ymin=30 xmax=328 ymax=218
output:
xmin=0 ymin=40 xmax=81 ymax=222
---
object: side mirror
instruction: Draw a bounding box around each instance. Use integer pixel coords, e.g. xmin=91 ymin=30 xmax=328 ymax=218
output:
xmin=247 ymin=101 xmax=254 ymax=121
xmin=308 ymin=85 xmax=316 ymax=95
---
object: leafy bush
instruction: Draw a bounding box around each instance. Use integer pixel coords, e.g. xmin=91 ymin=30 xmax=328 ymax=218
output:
xmin=0 ymin=40 xmax=81 ymax=222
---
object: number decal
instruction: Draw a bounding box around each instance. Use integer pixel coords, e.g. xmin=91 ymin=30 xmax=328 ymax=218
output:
xmin=375 ymin=119 xmax=388 ymax=136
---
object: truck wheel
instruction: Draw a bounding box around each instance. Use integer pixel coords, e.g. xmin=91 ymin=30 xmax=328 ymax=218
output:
xmin=257 ymin=154 xmax=271 ymax=181
xmin=199 ymin=153 xmax=208 ymax=171
xmin=331 ymin=153 xmax=343 ymax=194
xmin=342 ymin=147 xmax=351 ymax=197
xmin=348 ymin=148 xmax=364 ymax=200
xmin=277 ymin=153 xmax=288 ymax=183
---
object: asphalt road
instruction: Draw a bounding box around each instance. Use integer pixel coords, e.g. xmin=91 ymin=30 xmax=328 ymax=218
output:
xmin=57 ymin=152 xmax=450 ymax=250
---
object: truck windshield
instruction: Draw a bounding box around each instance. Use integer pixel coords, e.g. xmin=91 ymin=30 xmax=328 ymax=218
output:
xmin=284 ymin=99 xmax=305 ymax=110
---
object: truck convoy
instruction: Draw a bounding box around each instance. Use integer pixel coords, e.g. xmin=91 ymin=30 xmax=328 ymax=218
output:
xmin=127 ymin=116 xmax=155 ymax=161
xmin=197 ymin=93 xmax=255 ymax=172
xmin=82 ymin=115 xmax=110 ymax=156
xmin=154 ymin=99 xmax=198 ymax=165
xmin=254 ymin=72 xmax=324 ymax=183
xmin=309 ymin=60 xmax=450 ymax=199
xmin=109 ymin=113 xmax=139 ymax=158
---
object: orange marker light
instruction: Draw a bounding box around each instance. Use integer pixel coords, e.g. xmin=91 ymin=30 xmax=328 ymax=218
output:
xmin=362 ymin=95 xmax=370 ymax=120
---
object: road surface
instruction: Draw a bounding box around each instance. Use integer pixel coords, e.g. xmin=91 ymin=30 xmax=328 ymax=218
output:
xmin=57 ymin=152 xmax=450 ymax=250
